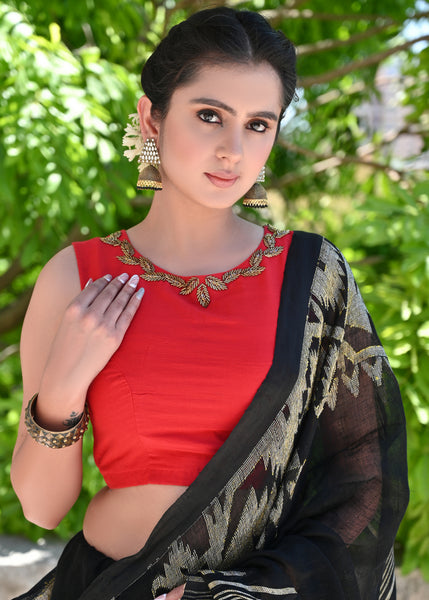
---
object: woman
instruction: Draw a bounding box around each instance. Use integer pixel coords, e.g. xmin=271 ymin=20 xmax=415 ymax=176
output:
xmin=11 ymin=7 xmax=408 ymax=600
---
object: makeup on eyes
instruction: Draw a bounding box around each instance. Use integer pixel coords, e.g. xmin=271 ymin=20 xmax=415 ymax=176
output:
xmin=196 ymin=108 xmax=270 ymax=132
xmin=191 ymin=97 xmax=278 ymax=122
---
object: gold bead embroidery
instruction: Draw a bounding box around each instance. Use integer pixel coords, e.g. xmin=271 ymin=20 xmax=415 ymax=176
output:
xmin=101 ymin=225 xmax=289 ymax=308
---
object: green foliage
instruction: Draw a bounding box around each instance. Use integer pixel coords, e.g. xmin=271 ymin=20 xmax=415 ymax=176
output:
xmin=0 ymin=0 xmax=428 ymax=580
xmin=0 ymin=3 xmax=141 ymax=267
xmin=336 ymin=180 xmax=429 ymax=579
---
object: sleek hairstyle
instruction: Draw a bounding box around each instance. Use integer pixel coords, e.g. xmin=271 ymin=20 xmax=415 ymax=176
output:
xmin=141 ymin=7 xmax=297 ymax=122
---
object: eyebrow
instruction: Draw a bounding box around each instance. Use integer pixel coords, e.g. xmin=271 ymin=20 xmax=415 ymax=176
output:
xmin=190 ymin=97 xmax=279 ymax=122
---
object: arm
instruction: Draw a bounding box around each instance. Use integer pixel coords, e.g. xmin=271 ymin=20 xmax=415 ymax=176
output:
xmin=11 ymin=246 xmax=144 ymax=528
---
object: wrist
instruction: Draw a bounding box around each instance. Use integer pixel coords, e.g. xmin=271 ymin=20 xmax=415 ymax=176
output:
xmin=25 ymin=394 xmax=89 ymax=448
xmin=38 ymin=376 xmax=88 ymax=426
xmin=35 ymin=386 xmax=87 ymax=432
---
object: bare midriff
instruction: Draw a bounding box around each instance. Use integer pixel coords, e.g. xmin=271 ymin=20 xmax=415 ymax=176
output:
xmin=83 ymin=484 xmax=188 ymax=560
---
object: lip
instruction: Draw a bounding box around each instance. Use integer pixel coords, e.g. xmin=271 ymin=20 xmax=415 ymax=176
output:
xmin=205 ymin=172 xmax=239 ymax=188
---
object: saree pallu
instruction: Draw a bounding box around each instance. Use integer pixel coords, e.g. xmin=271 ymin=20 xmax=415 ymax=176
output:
xmin=15 ymin=231 xmax=409 ymax=600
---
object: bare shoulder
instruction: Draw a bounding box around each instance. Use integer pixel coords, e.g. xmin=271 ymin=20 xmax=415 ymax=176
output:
xmin=20 ymin=246 xmax=81 ymax=390
xmin=22 ymin=244 xmax=81 ymax=346
xmin=35 ymin=245 xmax=81 ymax=302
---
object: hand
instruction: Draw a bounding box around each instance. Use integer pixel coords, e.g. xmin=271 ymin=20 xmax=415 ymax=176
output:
xmin=155 ymin=584 xmax=186 ymax=600
xmin=38 ymin=272 xmax=144 ymax=424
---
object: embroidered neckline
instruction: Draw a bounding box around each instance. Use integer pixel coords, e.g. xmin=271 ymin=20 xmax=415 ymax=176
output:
xmin=101 ymin=225 xmax=290 ymax=308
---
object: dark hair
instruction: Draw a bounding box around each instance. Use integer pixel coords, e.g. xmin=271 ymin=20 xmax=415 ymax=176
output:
xmin=141 ymin=7 xmax=296 ymax=122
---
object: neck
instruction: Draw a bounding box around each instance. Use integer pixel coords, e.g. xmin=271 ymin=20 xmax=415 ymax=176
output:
xmin=128 ymin=191 xmax=263 ymax=276
xmin=147 ymin=193 xmax=239 ymax=249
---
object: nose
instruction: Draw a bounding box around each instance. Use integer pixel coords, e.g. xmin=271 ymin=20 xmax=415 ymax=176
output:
xmin=216 ymin=127 xmax=243 ymax=164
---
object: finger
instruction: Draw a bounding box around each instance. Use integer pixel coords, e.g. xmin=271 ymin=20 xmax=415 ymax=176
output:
xmin=167 ymin=584 xmax=186 ymax=600
xmin=114 ymin=286 xmax=145 ymax=335
xmin=169 ymin=584 xmax=186 ymax=600
xmin=154 ymin=584 xmax=186 ymax=600
xmin=102 ymin=274 xmax=142 ymax=324
xmin=79 ymin=274 xmax=112 ymax=306
xmin=88 ymin=273 xmax=132 ymax=314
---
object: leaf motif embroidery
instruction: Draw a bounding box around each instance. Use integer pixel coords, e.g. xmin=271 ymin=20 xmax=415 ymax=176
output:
xmin=241 ymin=266 xmax=266 ymax=277
xmin=263 ymin=233 xmax=276 ymax=249
xmin=222 ymin=269 xmax=242 ymax=284
xmin=180 ymin=277 xmax=200 ymax=295
xmin=103 ymin=231 xmax=122 ymax=246
xmin=197 ymin=283 xmax=211 ymax=307
xmin=121 ymin=240 xmax=135 ymax=258
xmin=164 ymin=273 xmax=186 ymax=288
xmin=141 ymin=272 xmax=166 ymax=282
xmin=205 ymin=275 xmax=228 ymax=291
xmin=139 ymin=256 xmax=155 ymax=273
xmin=118 ymin=255 xmax=138 ymax=265
xmin=264 ymin=246 xmax=284 ymax=258
xmin=101 ymin=227 xmax=288 ymax=307
xmin=249 ymin=250 xmax=263 ymax=267
xmin=267 ymin=224 xmax=290 ymax=238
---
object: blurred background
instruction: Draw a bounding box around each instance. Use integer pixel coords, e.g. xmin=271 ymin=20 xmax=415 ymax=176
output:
xmin=0 ymin=0 xmax=428 ymax=588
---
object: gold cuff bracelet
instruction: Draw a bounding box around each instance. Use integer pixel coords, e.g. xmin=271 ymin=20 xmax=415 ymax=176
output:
xmin=24 ymin=393 xmax=89 ymax=449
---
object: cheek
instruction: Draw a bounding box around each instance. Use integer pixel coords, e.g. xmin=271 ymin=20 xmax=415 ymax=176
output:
xmin=160 ymin=122 xmax=208 ymax=169
xmin=247 ymin=136 xmax=274 ymax=166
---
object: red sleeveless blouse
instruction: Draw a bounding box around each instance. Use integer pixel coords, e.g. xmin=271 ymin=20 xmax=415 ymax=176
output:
xmin=72 ymin=226 xmax=292 ymax=488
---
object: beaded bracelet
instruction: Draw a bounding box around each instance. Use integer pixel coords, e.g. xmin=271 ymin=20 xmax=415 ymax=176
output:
xmin=24 ymin=393 xmax=89 ymax=449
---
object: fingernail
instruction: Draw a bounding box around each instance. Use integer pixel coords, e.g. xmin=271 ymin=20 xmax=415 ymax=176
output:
xmin=104 ymin=274 xmax=112 ymax=282
xmin=85 ymin=278 xmax=93 ymax=288
xmin=118 ymin=273 xmax=129 ymax=284
xmin=136 ymin=287 xmax=145 ymax=300
xmin=129 ymin=274 xmax=139 ymax=288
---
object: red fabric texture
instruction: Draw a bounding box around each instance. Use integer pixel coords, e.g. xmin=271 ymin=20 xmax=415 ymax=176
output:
xmin=72 ymin=226 xmax=292 ymax=488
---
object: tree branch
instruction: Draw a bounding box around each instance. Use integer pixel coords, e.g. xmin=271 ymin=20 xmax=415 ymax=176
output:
xmin=0 ymin=288 xmax=33 ymax=336
xmin=0 ymin=343 xmax=19 ymax=363
xmin=0 ymin=256 xmax=24 ymax=294
xmin=262 ymin=7 xmax=429 ymax=32
xmin=298 ymin=35 xmax=429 ymax=88
xmin=300 ymin=71 xmax=428 ymax=112
xmin=262 ymin=8 xmax=399 ymax=26
xmin=406 ymin=10 xmax=429 ymax=21
xmin=302 ymin=81 xmax=367 ymax=109
xmin=286 ymin=0 xmax=312 ymax=8
xmin=296 ymin=21 xmax=399 ymax=56
xmin=275 ymin=139 xmax=404 ymax=186
xmin=356 ymin=124 xmax=429 ymax=157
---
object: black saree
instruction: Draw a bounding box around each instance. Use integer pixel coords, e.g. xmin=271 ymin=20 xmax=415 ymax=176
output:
xmin=18 ymin=231 xmax=409 ymax=600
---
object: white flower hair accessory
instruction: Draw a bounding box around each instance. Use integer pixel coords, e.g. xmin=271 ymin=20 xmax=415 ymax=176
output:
xmin=122 ymin=113 xmax=144 ymax=162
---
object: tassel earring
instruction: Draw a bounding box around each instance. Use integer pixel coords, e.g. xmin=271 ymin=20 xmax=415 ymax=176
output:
xmin=242 ymin=166 xmax=267 ymax=208
xmin=137 ymin=138 xmax=162 ymax=191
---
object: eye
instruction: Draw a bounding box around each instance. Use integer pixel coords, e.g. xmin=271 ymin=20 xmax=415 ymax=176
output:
xmin=197 ymin=109 xmax=222 ymax=124
xmin=248 ymin=120 xmax=269 ymax=133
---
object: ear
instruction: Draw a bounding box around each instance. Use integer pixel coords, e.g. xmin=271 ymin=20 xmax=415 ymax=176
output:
xmin=137 ymin=96 xmax=160 ymax=141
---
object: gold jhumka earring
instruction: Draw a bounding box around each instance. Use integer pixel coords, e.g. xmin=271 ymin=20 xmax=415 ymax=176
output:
xmin=242 ymin=166 xmax=268 ymax=208
xmin=137 ymin=138 xmax=162 ymax=191
xmin=122 ymin=113 xmax=162 ymax=191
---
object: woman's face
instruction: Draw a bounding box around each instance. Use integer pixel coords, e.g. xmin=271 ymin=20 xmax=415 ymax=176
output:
xmin=156 ymin=61 xmax=283 ymax=210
